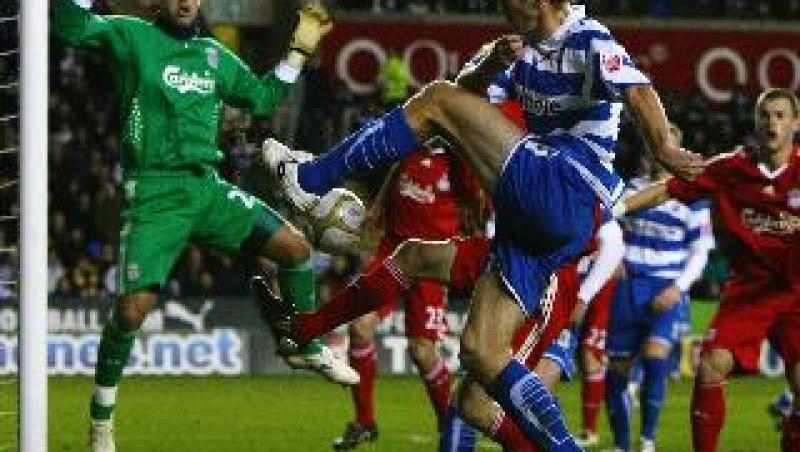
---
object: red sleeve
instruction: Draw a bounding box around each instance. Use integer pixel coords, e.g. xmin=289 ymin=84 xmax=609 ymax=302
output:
xmin=453 ymin=157 xmax=483 ymax=203
xmin=666 ymin=164 xmax=719 ymax=204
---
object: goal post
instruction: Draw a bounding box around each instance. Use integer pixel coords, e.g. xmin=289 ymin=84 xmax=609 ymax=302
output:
xmin=20 ymin=0 xmax=49 ymax=450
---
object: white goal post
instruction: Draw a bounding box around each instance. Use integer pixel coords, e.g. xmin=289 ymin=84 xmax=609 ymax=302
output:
xmin=20 ymin=0 xmax=49 ymax=450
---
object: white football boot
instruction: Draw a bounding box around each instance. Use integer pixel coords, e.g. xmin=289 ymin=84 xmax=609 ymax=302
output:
xmin=261 ymin=138 xmax=319 ymax=213
xmin=576 ymin=430 xmax=600 ymax=448
xmin=284 ymin=343 xmax=360 ymax=386
xmin=640 ymin=438 xmax=656 ymax=452
xmin=89 ymin=420 xmax=115 ymax=452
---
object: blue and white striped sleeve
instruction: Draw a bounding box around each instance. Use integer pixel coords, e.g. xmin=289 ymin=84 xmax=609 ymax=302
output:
xmin=686 ymin=200 xmax=715 ymax=251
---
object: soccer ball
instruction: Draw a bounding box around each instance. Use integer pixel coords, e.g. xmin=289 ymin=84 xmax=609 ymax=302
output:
xmin=309 ymin=188 xmax=365 ymax=254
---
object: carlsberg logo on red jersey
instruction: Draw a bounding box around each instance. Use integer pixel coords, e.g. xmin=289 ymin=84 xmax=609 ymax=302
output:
xmin=162 ymin=66 xmax=215 ymax=94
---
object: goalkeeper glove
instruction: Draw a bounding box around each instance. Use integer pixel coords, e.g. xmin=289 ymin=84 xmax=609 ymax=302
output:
xmin=289 ymin=4 xmax=333 ymax=58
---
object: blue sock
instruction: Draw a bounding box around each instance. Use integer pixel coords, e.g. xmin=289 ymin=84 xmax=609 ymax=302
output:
xmin=640 ymin=357 xmax=669 ymax=441
xmin=606 ymin=369 xmax=632 ymax=450
xmin=297 ymin=107 xmax=422 ymax=195
xmin=488 ymin=359 xmax=580 ymax=451
xmin=630 ymin=360 xmax=643 ymax=385
xmin=775 ymin=388 xmax=794 ymax=416
xmin=439 ymin=405 xmax=478 ymax=452
xmin=668 ymin=340 xmax=681 ymax=375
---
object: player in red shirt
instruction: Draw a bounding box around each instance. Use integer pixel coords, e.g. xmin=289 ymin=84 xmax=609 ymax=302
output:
xmin=331 ymin=145 xmax=484 ymax=450
xmin=615 ymin=88 xmax=800 ymax=452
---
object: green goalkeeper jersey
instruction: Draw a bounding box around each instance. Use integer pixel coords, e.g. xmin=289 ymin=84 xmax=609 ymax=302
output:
xmin=52 ymin=0 xmax=295 ymax=177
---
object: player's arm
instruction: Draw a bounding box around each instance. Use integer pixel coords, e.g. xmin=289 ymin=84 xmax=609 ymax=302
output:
xmin=456 ymin=36 xmax=522 ymax=95
xmin=571 ymin=220 xmax=625 ymax=326
xmin=220 ymin=4 xmax=332 ymax=116
xmin=51 ymin=0 xmax=131 ymax=57
xmin=624 ymin=85 xmax=706 ymax=181
xmin=612 ymin=180 xmax=670 ymax=218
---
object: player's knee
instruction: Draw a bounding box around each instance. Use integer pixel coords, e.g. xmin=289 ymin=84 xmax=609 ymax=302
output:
xmin=409 ymin=337 xmax=438 ymax=369
xmin=697 ymin=349 xmax=734 ymax=384
xmin=115 ymin=292 xmax=157 ymax=332
xmin=458 ymin=328 xmax=482 ymax=374
xmin=349 ymin=315 xmax=378 ymax=345
xmin=405 ymin=80 xmax=454 ymax=129
xmin=582 ymin=350 xmax=606 ymax=375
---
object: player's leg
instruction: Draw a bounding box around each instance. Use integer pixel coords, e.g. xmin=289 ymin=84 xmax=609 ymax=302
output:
xmin=406 ymin=280 xmax=451 ymax=431
xmin=604 ymin=279 xmax=640 ymax=452
xmin=639 ymin=339 xmax=673 ymax=451
xmin=263 ymin=80 xmax=524 ymax=208
xmin=460 ymin=270 xmax=579 ymax=451
xmin=690 ymin=294 xmax=776 ymax=452
xmin=639 ymin=299 xmax=680 ymax=451
xmin=769 ymin=304 xmax=800 ymax=452
xmin=690 ymin=348 xmax=734 ymax=452
xmin=90 ymin=178 xmax=195 ymax=451
xmin=770 ymin=387 xmax=795 ymax=429
xmin=333 ymin=312 xmax=382 ymax=450
xmin=289 ymin=236 xmax=489 ymax=343
xmin=196 ymin=178 xmax=357 ymax=384
xmin=578 ymin=281 xmax=614 ymax=447
xmin=782 ymin=361 xmax=800 ymax=452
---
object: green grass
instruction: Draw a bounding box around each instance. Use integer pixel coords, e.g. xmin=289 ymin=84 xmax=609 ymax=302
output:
xmin=42 ymin=374 xmax=785 ymax=452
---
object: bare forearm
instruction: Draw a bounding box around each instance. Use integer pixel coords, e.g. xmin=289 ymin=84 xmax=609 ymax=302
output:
xmin=619 ymin=181 xmax=671 ymax=215
xmin=625 ymin=85 xmax=671 ymax=157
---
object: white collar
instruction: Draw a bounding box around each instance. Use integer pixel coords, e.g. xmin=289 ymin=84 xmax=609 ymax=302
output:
xmin=758 ymin=162 xmax=788 ymax=179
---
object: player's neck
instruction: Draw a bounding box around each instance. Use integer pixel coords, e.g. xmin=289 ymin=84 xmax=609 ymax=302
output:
xmin=759 ymin=144 xmax=792 ymax=170
xmin=533 ymin=7 xmax=570 ymax=41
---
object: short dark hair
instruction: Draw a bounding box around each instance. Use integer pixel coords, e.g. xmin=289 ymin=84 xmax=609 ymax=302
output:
xmin=756 ymin=88 xmax=800 ymax=119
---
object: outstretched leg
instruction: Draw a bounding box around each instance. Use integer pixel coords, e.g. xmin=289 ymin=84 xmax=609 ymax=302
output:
xmin=265 ymin=81 xmax=525 ymax=207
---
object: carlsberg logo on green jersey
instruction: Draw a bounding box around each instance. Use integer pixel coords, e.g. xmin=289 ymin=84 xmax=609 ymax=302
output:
xmin=162 ymin=65 xmax=215 ymax=94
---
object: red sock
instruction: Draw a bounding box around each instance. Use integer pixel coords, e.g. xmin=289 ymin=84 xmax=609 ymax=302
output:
xmin=296 ymin=260 xmax=409 ymax=342
xmin=490 ymin=412 xmax=542 ymax=452
xmin=349 ymin=341 xmax=378 ymax=427
xmin=581 ymin=370 xmax=605 ymax=433
xmin=691 ymin=381 xmax=726 ymax=452
xmin=782 ymin=412 xmax=800 ymax=452
xmin=420 ymin=358 xmax=451 ymax=431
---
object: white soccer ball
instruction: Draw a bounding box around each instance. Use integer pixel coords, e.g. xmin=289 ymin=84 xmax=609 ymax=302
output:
xmin=309 ymin=187 xmax=365 ymax=254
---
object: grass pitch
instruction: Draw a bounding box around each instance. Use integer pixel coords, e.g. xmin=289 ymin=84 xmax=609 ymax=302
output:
xmin=43 ymin=374 xmax=784 ymax=452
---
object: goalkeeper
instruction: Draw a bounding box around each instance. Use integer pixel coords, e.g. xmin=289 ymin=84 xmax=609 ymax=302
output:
xmin=51 ymin=1 xmax=356 ymax=450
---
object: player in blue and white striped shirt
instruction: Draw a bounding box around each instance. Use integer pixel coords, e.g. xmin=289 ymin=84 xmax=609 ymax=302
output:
xmin=606 ymin=124 xmax=714 ymax=452
xmin=261 ymin=2 xmax=704 ymax=450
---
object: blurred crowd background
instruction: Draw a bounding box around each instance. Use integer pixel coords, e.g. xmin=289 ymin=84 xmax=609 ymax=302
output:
xmin=1 ymin=0 xmax=797 ymax=303
xmin=338 ymin=0 xmax=800 ymax=19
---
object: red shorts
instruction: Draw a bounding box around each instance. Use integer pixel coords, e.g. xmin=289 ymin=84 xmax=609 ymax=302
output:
xmin=512 ymin=263 xmax=580 ymax=368
xmin=579 ymin=278 xmax=616 ymax=361
xmin=370 ymin=234 xmax=448 ymax=340
xmin=702 ymin=278 xmax=800 ymax=372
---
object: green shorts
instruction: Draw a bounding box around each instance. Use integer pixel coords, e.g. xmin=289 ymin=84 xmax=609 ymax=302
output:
xmin=118 ymin=170 xmax=285 ymax=294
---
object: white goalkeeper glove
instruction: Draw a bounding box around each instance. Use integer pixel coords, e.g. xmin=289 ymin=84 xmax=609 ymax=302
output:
xmin=288 ymin=3 xmax=333 ymax=62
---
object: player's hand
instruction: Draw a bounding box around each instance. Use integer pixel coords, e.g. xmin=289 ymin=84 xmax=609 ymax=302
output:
xmin=481 ymin=35 xmax=524 ymax=72
xmin=652 ymin=284 xmax=681 ymax=313
xmin=289 ymin=3 xmax=333 ymax=57
xmin=656 ymin=146 xmax=706 ymax=181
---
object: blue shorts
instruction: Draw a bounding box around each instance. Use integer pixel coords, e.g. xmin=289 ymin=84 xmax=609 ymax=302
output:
xmin=543 ymin=329 xmax=579 ymax=380
xmin=607 ymin=276 xmax=684 ymax=358
xmin=492 ymin=137 xmax=596 ymax=316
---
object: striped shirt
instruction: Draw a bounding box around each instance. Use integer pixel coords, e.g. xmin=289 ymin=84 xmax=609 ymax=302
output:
xmin=484 ymin=6 xmax=649 ymax=206
xmin=620 ymin=177 xmax=714 ymax=280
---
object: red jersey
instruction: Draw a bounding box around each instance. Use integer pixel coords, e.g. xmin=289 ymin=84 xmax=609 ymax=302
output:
xmin=667 ymin=147 xmax=800 ymax=287
xmin=385 ymin=147 xmax=481 ymax=240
